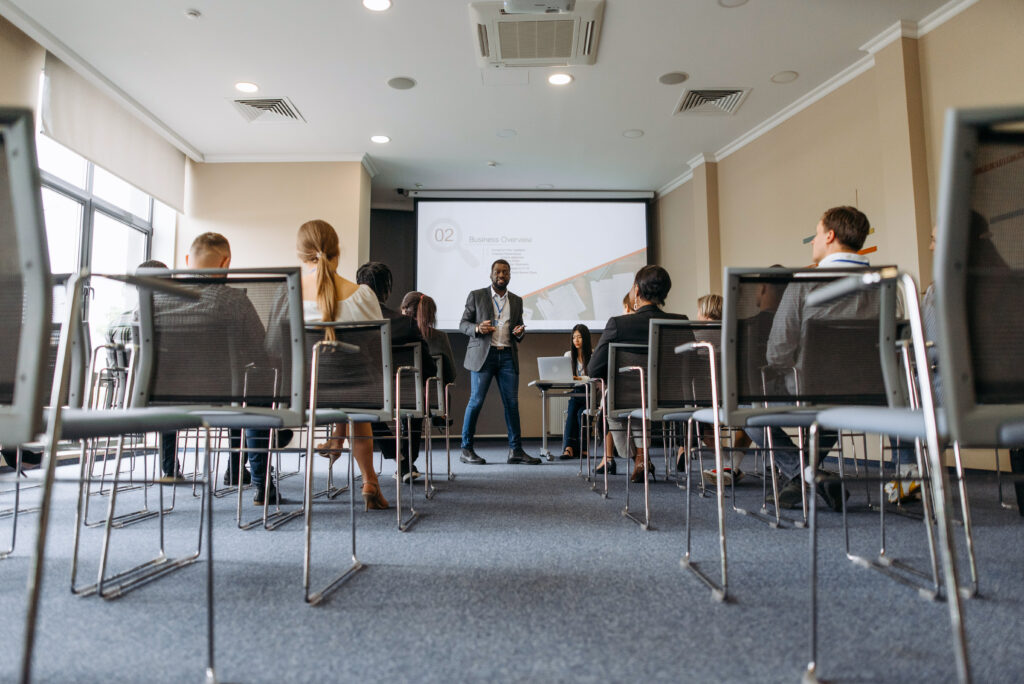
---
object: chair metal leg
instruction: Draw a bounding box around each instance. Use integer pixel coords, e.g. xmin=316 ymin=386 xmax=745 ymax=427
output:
xmin=951 ymin=442 xmax=979 ymax=598
xmin=304 ymin=417 xmax=363 ymax=605
xmin=94 ymin=430 xmax=208 ymax=600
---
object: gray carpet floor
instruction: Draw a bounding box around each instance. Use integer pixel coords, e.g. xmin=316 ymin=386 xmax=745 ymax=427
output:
xmin=2 ymin=440 xmax=1023 ymax=683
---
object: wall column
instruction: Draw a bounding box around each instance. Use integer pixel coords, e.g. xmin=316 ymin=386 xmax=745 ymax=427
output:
xmin=691 ymin=156 xmax=722 ymax=294
xmin=872 ymin=34 xmax=933 ymax=284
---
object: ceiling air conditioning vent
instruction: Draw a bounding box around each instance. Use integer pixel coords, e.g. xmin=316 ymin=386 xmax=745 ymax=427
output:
xmin=674 ymin=88 xmax=751 ymax=116
xmin=470 ymin=0 xmax=604 ymax=68
xmin=231 ymin=97 xmax=306 ymax=124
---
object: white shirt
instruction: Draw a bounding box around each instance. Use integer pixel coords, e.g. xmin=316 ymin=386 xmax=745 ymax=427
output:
xmin=302 ymin=284 xmax=382 ymax=323
xmin=489 ymin=286 xmax=512 ymax=347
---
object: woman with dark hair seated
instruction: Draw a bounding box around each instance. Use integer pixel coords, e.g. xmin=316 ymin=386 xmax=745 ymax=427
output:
xmin=560 ymin=323 xmax=592 ymax=460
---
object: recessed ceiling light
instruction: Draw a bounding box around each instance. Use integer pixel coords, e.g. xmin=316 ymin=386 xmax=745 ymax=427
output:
xmin=536 ymin=184 xmax=554 ymax=190
xmin=362 ymin=0 xmax=392 ymax=11
xmin=184 ymin=8 xmax=202 ymax=19
xmin=234 ymin=82 xmax=259 ymax=94
xmin=658 ymin=72 xmax=689 ymax=86
xmin=387 ymin=76 xmax=416 ymax=90
xmin=370 ymin=135 xmax=391 ymax=144
xmin=486 ymin=160 xmax=498 ymax=167
xmin=717 ymin=0 xmax=748 ymax=7
xmin=623 ymin=129 xmax=644 ymax=139
xmin=497 ymin=128 xmax=517 ymax=138
xmin=770 ymin=70 xmax=799 ymax=84
xmin=548 ymin=73 xmax=573 ymax=86
xmin=414 ymin=183 xmax=423 ymax=189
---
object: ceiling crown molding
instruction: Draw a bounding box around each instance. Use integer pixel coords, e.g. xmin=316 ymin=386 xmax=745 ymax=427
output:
xmin=361 ymin=154 xmax=379 ymax=178
xmin=918 ymin=0 xmax=979 ymax=36
xmin=201 ymin=153 xmax=366 ymax=163
xmin=859 ymin=19 xmax=919 ymax=55
xmin=656 ymin=169 xmax=694 ymax=198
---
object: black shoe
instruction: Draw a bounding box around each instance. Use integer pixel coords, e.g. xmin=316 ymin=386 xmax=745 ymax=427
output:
xmin=507 ymin=447 xmax=542 ymax=465
xmin=273 ymin=429 xmax=294 ymax=449
xmin=460 ymin=448 xmax=486 ymax=465
xmin=558 ymin=447 xmax=576 ymax=460
xmin=767 ymin=476 xmax=805 ymax=510
xmin=223 ymin=467 xmax=252 ymax=486
xmin=254 ymin=483 xmax=287 ymax=506
xmin=163 ymin=467 xmax=185 ymax=480
xmin=816 ymin=471 xmax=849 ymax=512
xmin=595 ymin=458 xmax=616 ymax=475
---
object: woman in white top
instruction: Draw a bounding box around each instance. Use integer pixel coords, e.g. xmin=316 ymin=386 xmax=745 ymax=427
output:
xmin=298 ymin=219 xmax=388 ymax=510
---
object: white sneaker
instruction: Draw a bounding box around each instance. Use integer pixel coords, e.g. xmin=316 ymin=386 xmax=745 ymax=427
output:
xmin=702 ymin=467 xmax=743 ymax=486
xmin=885 ymin=464 xmax=921 ymax=503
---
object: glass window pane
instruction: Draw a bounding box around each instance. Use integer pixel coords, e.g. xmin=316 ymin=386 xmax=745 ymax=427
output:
xmin=36 ymin=134 xmax=87 ymax=189
xmin=41 ymin=187 xmax=83 ymax=274
xmin=88 ymin=212 xmax=148 ymax=346
xmin=92 ymin=165 xmax=151 ymax=220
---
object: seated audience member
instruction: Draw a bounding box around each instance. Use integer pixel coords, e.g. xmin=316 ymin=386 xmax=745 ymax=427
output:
xmin=155 ymin=232 xmax=277 ymax=502
xmin=589 ymin=266 xmax=689 ymax=482
xmin=560 ymin=324 xmax=592 ymax=460
xmin=596 ymin=292 xmax=639 ymax=472
xmin=299 ymin=222 xmax=390 ymax=509
xmin=396 ymin=292 xmax=457 ymax=477
xmin=690 ymin=292 xmax=750 ymax=485
xmin=750 ymin=206 xmax=915 ymax=511
xmin=696 ymin=293 xmax=722 ymax=322
xmin=104 ymin=260 xmax=181 ymax=478
xmin=356 ymin=263 xmax=435 ymax=481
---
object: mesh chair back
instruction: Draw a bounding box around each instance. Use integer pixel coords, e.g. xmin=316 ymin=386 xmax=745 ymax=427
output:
xmin=607 ymin=343 xmax=647 ymax=415
xmin=133 ymin=269 xmax=304 ymax=412
xmin=649 ymin=320 xmax=719 ymax=409
xmin=45 ymin=275 xmax=89 ymax=409
xmin=0 ymin=108 xmax=50 ymax=444
xmin=934 ymin=106 xmax=1024 ymax=444
xmin=722 ymin=267 xmax=894 ymax=421
xmin=305 ymin=320 xmax=392 ymax=413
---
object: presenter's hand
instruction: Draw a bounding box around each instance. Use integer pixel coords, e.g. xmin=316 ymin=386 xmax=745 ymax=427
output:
xmin=513 ymin=324 xmax=525 ymax=337
xmin=477 ymin=320 xmax=495 ymax=334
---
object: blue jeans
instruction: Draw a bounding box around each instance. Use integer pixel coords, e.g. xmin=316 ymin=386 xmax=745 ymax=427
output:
xmin=461 ymin=347 xmax=521 ymax=449
xmin=229 ymin=429 xmax=270 ymax=486
xmin=561 ymin=393 xmax=587 ymax=453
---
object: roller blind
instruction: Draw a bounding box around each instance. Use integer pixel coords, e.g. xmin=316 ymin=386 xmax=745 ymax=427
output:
xmin=41 ymin=52 xmax=186 ymax=211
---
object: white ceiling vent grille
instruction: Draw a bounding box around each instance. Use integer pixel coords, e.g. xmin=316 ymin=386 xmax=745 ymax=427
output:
xmin=674 ymin=88 xmax=751 ymax=116
xmin=231 ymin=97 xmax=306 ymax=124
xmin=470 ymin=0 xmax=603 ymax=67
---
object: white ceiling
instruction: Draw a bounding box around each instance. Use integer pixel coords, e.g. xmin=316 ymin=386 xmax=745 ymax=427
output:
xmin=3 ymin=0 xmax=957 ymax=208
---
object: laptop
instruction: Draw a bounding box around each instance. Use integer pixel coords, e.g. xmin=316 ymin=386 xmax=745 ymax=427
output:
xmin=537 ymin=356 xmax=574 ymax=382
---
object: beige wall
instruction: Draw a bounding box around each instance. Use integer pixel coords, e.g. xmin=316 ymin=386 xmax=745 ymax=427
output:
xmin=919 ymin=0 xmax=1024 ymax=284
xmin=0 ymin=16 xmax=44 ymax=109
xmin=654 ymin=179 xmax=698 ymax=316
xmin=182 ymin=160 xmax=371 ymax=275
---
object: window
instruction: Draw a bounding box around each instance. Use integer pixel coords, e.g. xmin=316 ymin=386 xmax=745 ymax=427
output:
xmin=36 ymin=133 xmax=159 ymax=346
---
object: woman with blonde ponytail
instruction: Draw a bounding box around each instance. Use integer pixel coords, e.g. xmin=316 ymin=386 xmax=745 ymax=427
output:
xmin=297 ymin=220 xmax=390 ymax=509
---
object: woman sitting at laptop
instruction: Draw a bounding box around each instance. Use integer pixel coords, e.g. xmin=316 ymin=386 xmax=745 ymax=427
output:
xmin=559 ymin=323 xmax=592 ymax=460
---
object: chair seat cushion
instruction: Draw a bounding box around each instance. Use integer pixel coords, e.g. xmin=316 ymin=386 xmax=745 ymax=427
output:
xmin=746 ymin=410 xmax=820 ymax=429
xmin=999 ymin=419 xmax=1024 ymax=447
xmin=815 ymin=406 xmax=948 ymax=442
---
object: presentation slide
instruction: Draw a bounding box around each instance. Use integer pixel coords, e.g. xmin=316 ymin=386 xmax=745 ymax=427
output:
xmin=416 ymin=200 xmax=648 ymax=331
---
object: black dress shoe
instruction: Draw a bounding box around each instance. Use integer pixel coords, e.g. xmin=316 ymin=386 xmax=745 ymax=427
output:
xmin=223 ymin=467 xmax=253 ymax=486
xmin=558 ymin=447 xmax=576 ymax=460
xmin=507 ymin=447 xmax=542 ymax=465
xmin=595 ymin=459 xmax=616 ymax=475
xmin=460 ymin=448 xmax=486 ymax=465
xmin=815 ymin=471 xmax=849 ymax=512
xmin=254 ymin=484 xmax=288 ymax=506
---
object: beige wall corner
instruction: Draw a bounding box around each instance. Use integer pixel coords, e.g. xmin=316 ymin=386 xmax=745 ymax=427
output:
xmin=0 ymin=16 xmax=44 ymax=108
xmin=358 ymin=162 xmax=372 ymax=267
xmin=873 ymin=36 xmax=933 ymax=284
xmin=182 ymin=160 xmax=367 ymax=274
xmin=654 ymin=180 xmax=697 ymax=316
xmin=692 ymin=161 xmax=722 ymax=297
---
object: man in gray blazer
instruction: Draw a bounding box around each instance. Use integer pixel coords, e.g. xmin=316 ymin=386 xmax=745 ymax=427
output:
xmin=459 ymin=259 xmax=541 ymax=465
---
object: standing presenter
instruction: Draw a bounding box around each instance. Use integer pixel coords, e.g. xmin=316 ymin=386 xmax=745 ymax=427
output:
xmin=459 ymin=259 xmax=541 ymax=466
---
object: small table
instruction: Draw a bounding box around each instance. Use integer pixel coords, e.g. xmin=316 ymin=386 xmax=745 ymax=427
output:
xmin=528 ymin=379 xmax=588 ymax=460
